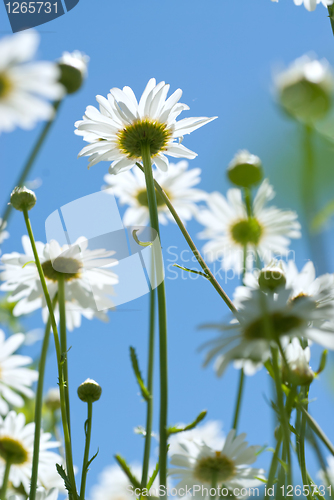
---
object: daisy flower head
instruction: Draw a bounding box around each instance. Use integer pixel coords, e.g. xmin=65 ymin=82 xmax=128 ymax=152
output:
xmin=0 ymin=235 xmax=118 ymax=330
xmin=202 ymin=288 xmax=334 ymax=377
xmin=58 ymin=50 xmax=89 ymax=94
xmin=169 ymin=429 xmax=264 ymax=498
xmin=75 ymin=78 xmax=217 ymax=174
xmin=196 ymin=180 xmax=301 ymax=273
xmin=0 ymin=31 xmax=64 ymax=134
xmin=0 ymin=411 xmax=62 ymax=493
xmin=271 ymin=0 xmax=333 ymax=9
xmin=169 ymin=420 xmax=226 ymax=457
xmin=104 ymin=160 xmax=207 ymax=226
xmin=0 ymin=330 xmax=38 ymax=415
xmin=274 ymin=54 xmax=334 ymax=123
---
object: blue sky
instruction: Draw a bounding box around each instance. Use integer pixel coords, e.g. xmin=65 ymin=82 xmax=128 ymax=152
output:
xmin=2 ymin=0 xmax=334 ymax=494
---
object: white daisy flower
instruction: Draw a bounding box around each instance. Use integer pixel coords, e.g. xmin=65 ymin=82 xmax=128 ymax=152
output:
xmin=58 ymin=51 xmax=89 ymax=95
xmin=0 ymin=411 xmax=62 ymax=493
xmin=58 ymin=51 xmax=89 ymax=79
xmin=75 ymin=78 xmax=217 ymax=174
xmin=0 ymin=219 xmax=9 ymax=244
xmin=196 ymin=180 xmax=301 ymax=273
xmin=233 ymin=260 xmax=334 ymax=309
xmin=90 ymin=463 xmax=159 ymax=500
xmin=0 ymin=330 xmax=38 ymax=415
xmin=104 ymin=160 xmax=207 ymax=226
xmin=284 ymin=338 xmax=314 ymax=386
xmin=169 ymin=429 xmax=264 ymax=498
xmin=0 ymin=235 xmax=118 ymax=329
xmin=169 ymin=421 xmax=226 ymax=457
xmin=202 ymin=288 xmax=334 ymax=377
xmin=0 ymin=31 xmax=64 ymax=134
xmin=271 ymin=0 xmax=334 ymax=11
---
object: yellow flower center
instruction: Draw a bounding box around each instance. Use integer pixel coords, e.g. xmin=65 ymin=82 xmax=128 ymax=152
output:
xmin=230 ymin=218 xmax=262 ymax=246
xmin=0 ymin=436 xmax=28 ymax=465
xmin=194 ymin=452 xmax=236 ymax=483
xmin=42 ymin=258 xmax=82 ymax=282
xmin=136 ymin=188 xmax=169 ymax=208
xmin=244 ymin=312 xmax=303 ymax=341
xmin=0 ymin=73 xmax=12 ymax=99
xmin=117 ymin=119 xmax=171 ymax=159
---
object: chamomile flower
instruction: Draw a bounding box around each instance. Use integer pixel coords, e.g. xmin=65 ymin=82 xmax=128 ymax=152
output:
xmin=0 ymin=330 xmax=38 ymax=415
xmin=0 ymin=411 xmax=62 ymax=493
xmin=271 ymin=0 xmax=334 ymax=11
xmin=75 ymin=78 xmax=216 ymax=174
xmin=196 ymin=180 xmax=301 ymax=273
xmin=0 ymin=31 xmax=64 ymax=133
xmin=201 ymin=288 xmax=334 ymax=377
xmin=0 ymin=235 xmax=118 ymax=329
xmin=169 ymin=429 xmax=264 ymax=497
xmin=104 ymin=160 xmax=207 ymax=226
xmin=169 ymin=420 xmax=226 ymax=457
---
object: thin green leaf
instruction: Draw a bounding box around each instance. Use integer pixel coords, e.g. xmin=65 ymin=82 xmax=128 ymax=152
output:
xmin=130 ymin=347 xmax=150 ymax=402
xmin=115 ymin=454 xmax=141 ymax=489
xmin=146 ymin=460 xmax=159 ymax=490
xmin=254 ymin=476 xmax=267 ymax=484
xmin=316 ymin=350 xmax=328 ymax=375
xmin=56 ymin=463 xmax=73 ymax=494
xmin=277 ymin=458 xmax=289 ymax=473
xmin=87 ymin=448 xmax=99 ymax=469
xmin=167 ymin=410 xmax=207 ymax=436
xmin=311 ymin=200 xmax=334 ymax=232
xmin=173 ymin=264 xmax=209 ymax=279
xmin=22 ymin=260 xmax=35 ymax=268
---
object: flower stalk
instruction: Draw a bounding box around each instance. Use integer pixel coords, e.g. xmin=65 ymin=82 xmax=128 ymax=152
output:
xmin=140 ymin=144 xmax=168 ymax=491
xmin=0 ymin=460 xmax=11 ymax=500
xmin=79 ymin=397 xmax=93 ymax=500
xmin=58 ymin=274 xmax=72 ymax=436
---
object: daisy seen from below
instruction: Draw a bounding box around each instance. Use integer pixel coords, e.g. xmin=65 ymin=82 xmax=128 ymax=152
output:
xmin=0 ymin=330 xmax=38 ymax=415
xmin=196 ymin=180 xmax=301 ymax=273
xmin=75 ymin=77 xmax=217 ymax=174
xmin=169 ymin=420 xmax=226 ymax=457
xmin=0 ymin=411 xmax=62 ymax=494
xmin=104 ymin=160 xmax=207 ymax=226
xmin=169 ymin=429 xmax=264 ymax=498
xmin=271 ymin=0 xmax=334 ymax=11
xmin=233 ymin=260 xmax=334 ymax=309
xmin=0 ymin=235 xmax=118 ymax=329
xmin=201 ymin=288 xmax=334 ymax=377
xmin=0 ymin=31 xmax=64 ymax=133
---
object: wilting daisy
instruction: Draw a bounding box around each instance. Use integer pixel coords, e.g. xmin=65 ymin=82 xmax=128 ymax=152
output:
xmin=201 ymin=288 xmax=334 ymax=377
xmin=233 ymin=260 xmax=334 ymax=309
xmin=196 ymin=180 xmax=301 ymax=273
xmin=0 ymin=330 xmax=38 ymax=415
xmin=104 ymin=160 xmax=207 ymax=226
xmin=271 ymin=0 xmax=334 ymax=10
xmin=75 ymin=78 xmax=216 ymax=174
xmin=0 ymin=235 xmax=118 ymax=328
xmin=169 ymin=429 xmax=264 ymax=497
xmin=0 ymin=31 xmax=64 ymax=133
xmin=0 ymin=411 xmax=62 ymax=493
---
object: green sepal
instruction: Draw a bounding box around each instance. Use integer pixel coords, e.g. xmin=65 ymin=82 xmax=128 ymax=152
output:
xmin=130 ymin=347 xmax=150 ymax=402
xmin=167 ymin=410 xmax=207 ymax=436
xmin=114 ymin=454 xmax=141 ymax=489
xmin=316 ymin=350 xmax=328 ymax=375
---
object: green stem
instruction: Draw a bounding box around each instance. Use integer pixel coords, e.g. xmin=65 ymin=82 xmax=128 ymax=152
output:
xmin=29 ymin=295 xmax=57 ymax=500
xmin=141 ymin=284 xmax=156 ymax=489
xmin=299 ymin=405 xmax=334 ymax=456
xmin=298 ymin=385 xmax=312 ymax=499
xmin=308 ymin=432 xmax=333 ymax=497
xmin=79 ymin=398 xmax=93 ymax=500
xmin=0 ymin=461 xmax=11 ymax=500
xmin=265 ymin=433 xmax=282 ymax=498
xmin=328 ymin=6 xmax=334 ymax=36
xmin=58 ymin=275 xmax=72 ymax=437
xmin=135 ymin=163 xmax=237 ymax=314
xmin=0 ymin=100 xmax=62 ymax=232
xmin=232 ymin=369 xmax=244 ymax=431
xmin=271 ymin=347 xmax=293 ymax=487
xmin=140 ymin=145 xmax=168 ymax=491
xmin=22 ymin=207 xmax=77 ymax=499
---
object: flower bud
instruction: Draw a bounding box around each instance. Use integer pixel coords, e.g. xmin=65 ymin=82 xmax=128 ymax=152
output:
xmin=77 ymin=378 xmax=102 ymax=403
xmin=58 ymin=51 xmax=89 ymax=94
xmin=275 ymin=55 xmax=334 ymax=123
xmin=10 ymin=186 xmax=36 ymax=212
xmin=44 ymin=388 xmax=61 ymax=412
xmin=283 ymin=339 xmax=314 ymax=387
xmin=258 ymin=261 xmax=286 ymax=291
xmin=227 ymin=150 xmax=263 ymax=188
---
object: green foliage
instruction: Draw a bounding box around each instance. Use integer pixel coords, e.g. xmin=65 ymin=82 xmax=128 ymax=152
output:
xmin=130 ymin=347 xmax=150 ymax=402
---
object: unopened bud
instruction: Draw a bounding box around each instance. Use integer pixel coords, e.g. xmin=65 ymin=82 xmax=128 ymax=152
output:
xmin=283 ymin=339 xmax=315 ymax=387
xmin=227 ymin=150 xmax=263 ymax=188
xmin=77 ymin=378 xmax=102 ymax=403
xmin=258 ymin=261 xmax=286 ymax=291
xmin=58 ymin=51 xmax=89 ymax=94
xmin=44 ymin=388 xmax=61 ymax=412
xmin=10 ymin=186 xmax=36 ymax=212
